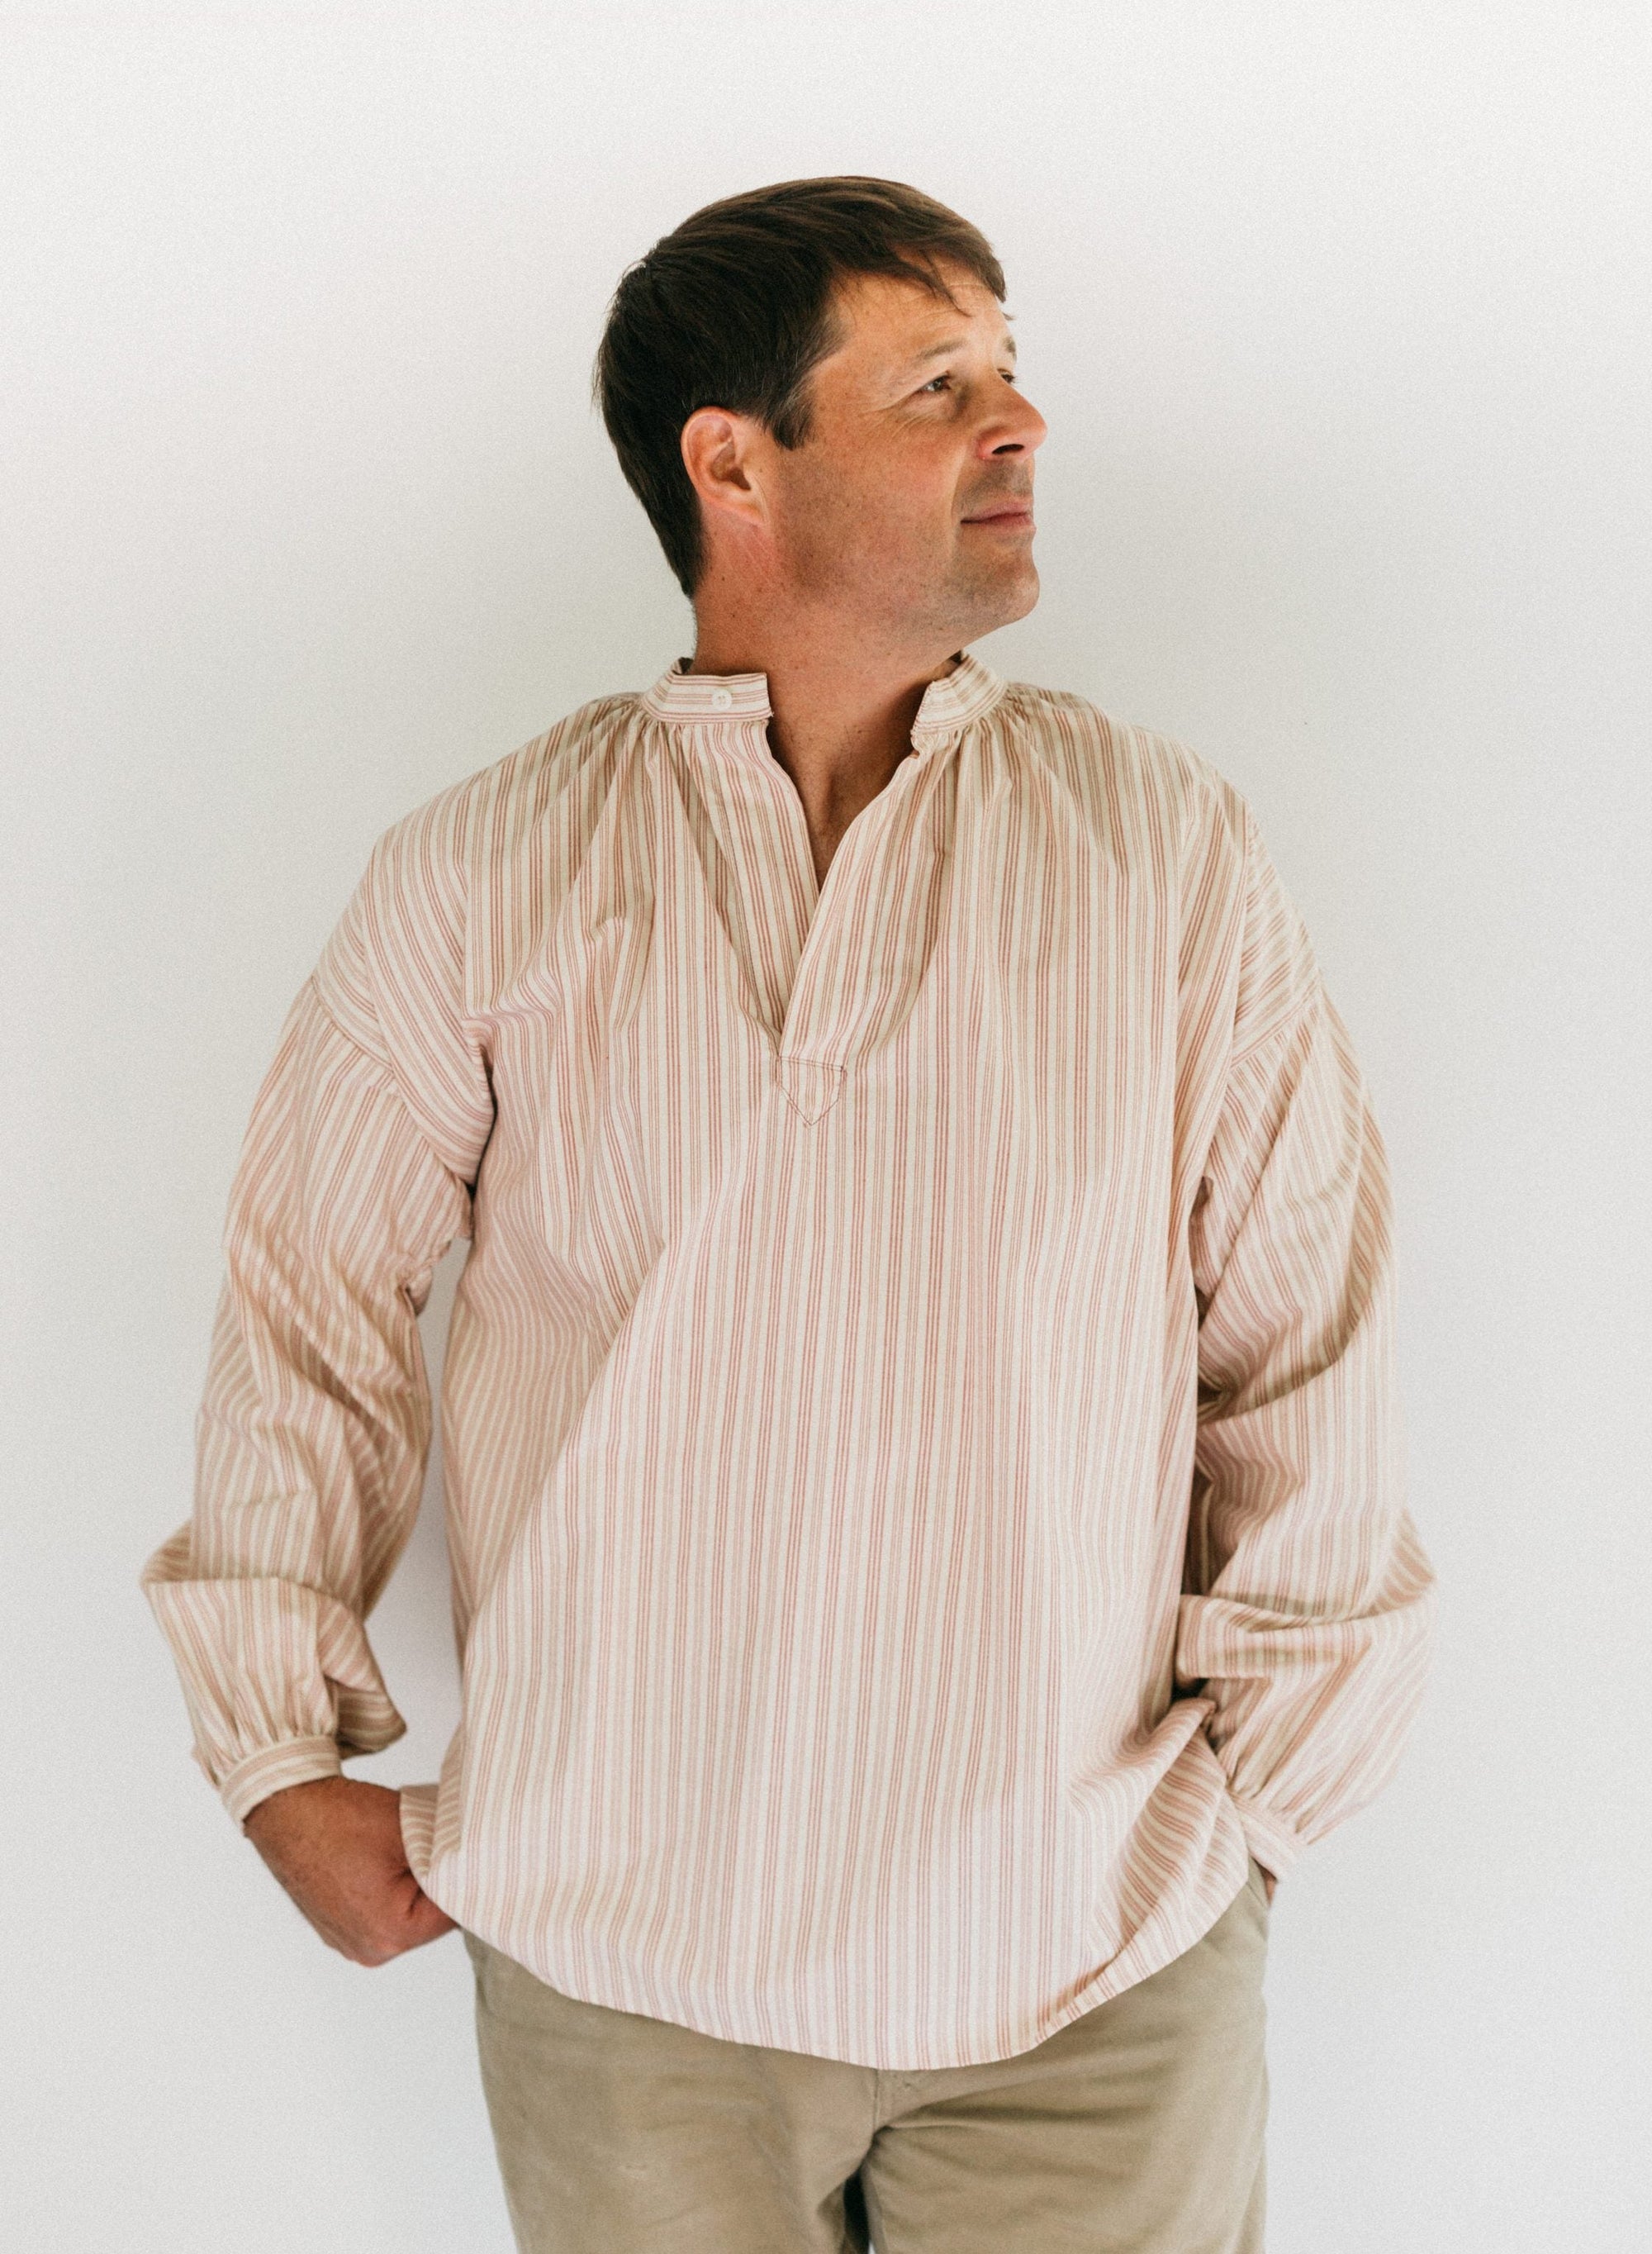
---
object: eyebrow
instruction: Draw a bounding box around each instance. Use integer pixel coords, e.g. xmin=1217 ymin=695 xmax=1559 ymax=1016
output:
xmin=905 ymin=323 xmax=1018 ymax=368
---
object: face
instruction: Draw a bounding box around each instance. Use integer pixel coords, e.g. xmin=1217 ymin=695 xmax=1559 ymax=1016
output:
xmin=703 ymin=261 xmax=1047 ymax=653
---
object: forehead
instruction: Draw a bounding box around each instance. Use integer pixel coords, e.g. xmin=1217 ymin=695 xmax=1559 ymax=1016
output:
xmin=822 ymin=264 xmax=1012 ymax=368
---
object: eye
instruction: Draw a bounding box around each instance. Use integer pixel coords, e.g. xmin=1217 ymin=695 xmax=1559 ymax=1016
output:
xmin=918 ymin=366 xmax=1019 ymax=397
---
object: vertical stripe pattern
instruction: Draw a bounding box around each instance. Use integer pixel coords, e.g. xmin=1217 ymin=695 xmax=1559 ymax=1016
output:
xmin=143 ymin=651 xmax=1436 ymax=2070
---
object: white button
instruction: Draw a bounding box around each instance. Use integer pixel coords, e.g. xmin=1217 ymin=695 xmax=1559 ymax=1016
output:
xmin=710 ymin=687 xmax=733 ymax=711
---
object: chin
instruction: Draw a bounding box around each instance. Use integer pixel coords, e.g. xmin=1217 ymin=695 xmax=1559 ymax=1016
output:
xmin=966 ymin=561 xmax=1041 ymax=639
xmin=1005 ymin=564 xmax=1042 ymax=622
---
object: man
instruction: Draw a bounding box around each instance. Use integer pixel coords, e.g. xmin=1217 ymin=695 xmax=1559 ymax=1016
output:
xmin=144 ymin=177 xmax=1437 ymax=2252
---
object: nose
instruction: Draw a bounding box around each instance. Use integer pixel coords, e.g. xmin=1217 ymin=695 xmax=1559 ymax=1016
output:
xmin=981 ymin=384 xmax=1048 ymax=459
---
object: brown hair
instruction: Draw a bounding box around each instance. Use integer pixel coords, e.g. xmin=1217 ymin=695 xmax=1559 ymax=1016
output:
xmin=592 ymin=176 xmax=1006 ymax=599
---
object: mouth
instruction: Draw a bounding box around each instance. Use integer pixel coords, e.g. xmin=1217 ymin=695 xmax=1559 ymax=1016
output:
xmin=961 ymin=503 xmax=1035 ymax=530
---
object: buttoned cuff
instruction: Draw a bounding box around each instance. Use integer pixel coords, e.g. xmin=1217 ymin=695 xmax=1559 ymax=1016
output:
xmin=1229 ymin=1795 xmax=1306 ymax=1883
xmin=219 ymin=1735 xmax=344 ymax=1828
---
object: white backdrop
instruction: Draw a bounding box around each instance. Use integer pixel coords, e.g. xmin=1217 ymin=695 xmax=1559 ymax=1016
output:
xmin=3 ymin=6 xmax=1648 ymax=2249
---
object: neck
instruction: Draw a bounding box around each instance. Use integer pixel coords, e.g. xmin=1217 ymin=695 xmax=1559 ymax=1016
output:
xmin=687 ymin=575 xmax=964 ymax=820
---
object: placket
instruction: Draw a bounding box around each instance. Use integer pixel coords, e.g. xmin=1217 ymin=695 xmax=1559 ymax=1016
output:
xmin=687 ymin=723 xmax=957 ymax=1125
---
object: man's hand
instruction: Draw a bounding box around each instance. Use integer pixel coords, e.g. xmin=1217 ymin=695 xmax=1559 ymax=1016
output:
xmin=1262 ymin=1870 xmax=1277 ymax=1905
xmin=242 ymin=1776 xmax=456 ymax=1966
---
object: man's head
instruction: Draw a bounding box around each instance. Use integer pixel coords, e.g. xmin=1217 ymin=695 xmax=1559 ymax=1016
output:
xmin=594 ymin=177 xmax=1046 ymax=657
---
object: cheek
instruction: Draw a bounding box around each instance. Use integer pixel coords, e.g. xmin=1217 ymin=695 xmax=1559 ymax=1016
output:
xmin=776 ymin=449 xmax=957 ymax=592
xmin=831 ymin=473 xmax=952 ymax=573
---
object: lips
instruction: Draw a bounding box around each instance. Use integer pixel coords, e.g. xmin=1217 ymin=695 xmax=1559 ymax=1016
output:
xmin=961 ymin=497 xmax=1035 ymax=525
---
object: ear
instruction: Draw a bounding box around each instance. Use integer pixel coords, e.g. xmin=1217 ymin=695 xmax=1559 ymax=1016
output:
xmin=680 ymin=406 xmax=770 ymax=540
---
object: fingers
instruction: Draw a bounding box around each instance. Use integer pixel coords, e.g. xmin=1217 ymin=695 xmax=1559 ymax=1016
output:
xmin=404 ymin=1890 xmax=459 ymax=1947
xmin=322 ymin=1895 xmax=453 ymax=1966
xmin=385 ymin=1866 xmax=457 ymax=1944
xmin=325 ymin=1878 xmax=457 ymax=1966
xmin=248 ymin=1776 xmax=458 ymax=1966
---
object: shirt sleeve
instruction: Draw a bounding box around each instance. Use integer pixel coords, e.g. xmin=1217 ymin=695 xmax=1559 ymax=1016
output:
xmin=1175 ymin=806 xmax=1438 ymax=1882
xmin=141 ymin=816 xmax=494 ymax=1828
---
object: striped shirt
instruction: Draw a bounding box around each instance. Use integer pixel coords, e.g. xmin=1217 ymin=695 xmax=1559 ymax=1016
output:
xmin=143 ymin=649 xmax=1437 ymax=2071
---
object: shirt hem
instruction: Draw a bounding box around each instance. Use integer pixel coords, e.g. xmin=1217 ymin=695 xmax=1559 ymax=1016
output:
xmin=417 ymin=1793 xmax=1261 ymax=2072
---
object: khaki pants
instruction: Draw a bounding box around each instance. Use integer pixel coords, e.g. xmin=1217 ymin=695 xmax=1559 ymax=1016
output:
xmin=463 ymin=1857 xmax=1270 ymax=2252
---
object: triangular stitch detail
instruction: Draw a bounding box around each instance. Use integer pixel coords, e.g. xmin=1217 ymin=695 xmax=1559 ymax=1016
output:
xmin=775 ymin=1055 xmax=846 ymax=1125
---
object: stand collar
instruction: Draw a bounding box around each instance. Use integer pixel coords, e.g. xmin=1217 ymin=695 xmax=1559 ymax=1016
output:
xmin=639 ymin=650 xmax=1008 ymax=749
